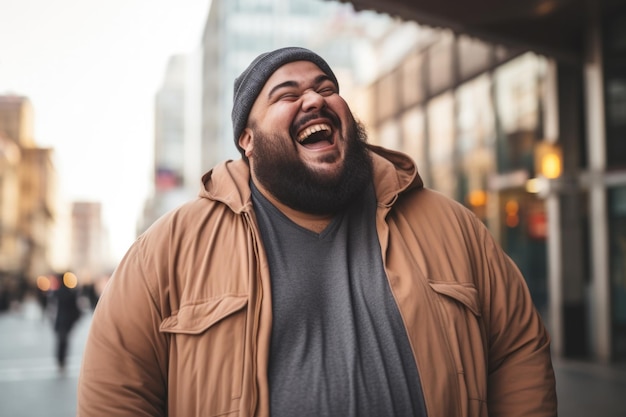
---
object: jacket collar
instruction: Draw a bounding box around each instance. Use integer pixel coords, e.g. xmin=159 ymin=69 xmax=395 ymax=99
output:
xmin=198 ymin=144 xmax=424 ymax=213
xmin=368 ymin=144 xmax=423 ymax=207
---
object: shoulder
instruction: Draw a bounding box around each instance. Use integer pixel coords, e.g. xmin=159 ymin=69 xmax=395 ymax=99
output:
xmin=395 ymin=187 xmax=482 ymax=229
xmin=388 ymin=187 xmax=499 ymax=271
xmin=129 ymin=198 xmax=246 ymax=275
xmin=142 ymin=196 xmax=240 ymax=241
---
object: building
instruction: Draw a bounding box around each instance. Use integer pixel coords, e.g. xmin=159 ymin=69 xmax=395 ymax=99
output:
xmin=0 ymin=132 xmax=22 ymax=309
xmin=70 ymin=201 xmax=110 ymax=285
xmin=139 ymin=55 xmax=199 ymax=234
xmin=335 ymin=0 xmax=626 ymax=362
xmin=0 ymin=95 xmax=36 ymax=148
xmin=155 ymin=55 xmax=188 ymax=193
xmin=17 ymin=147 xmax=56 ymax=282
xmin=0 ymin=95 xmax=56 ymax=307
xmin=360 ymin=20 xmax=551 ymax=315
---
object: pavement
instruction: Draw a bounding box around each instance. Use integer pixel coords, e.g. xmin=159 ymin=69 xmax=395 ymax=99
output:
xmin=552 ymin=356 xmax=626 ymax=417
xmin=1 ymin=297 xmax=626 ymax=417
xmin=0 ymin=297 xmax=90 ymax=417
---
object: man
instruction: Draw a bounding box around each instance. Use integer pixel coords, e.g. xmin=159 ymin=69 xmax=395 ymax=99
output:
xmin=78 ymin=47 xmax=557 ymax=416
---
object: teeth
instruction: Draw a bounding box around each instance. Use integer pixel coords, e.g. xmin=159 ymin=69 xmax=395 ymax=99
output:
xmin=297 ymin=124 xmax=331 ymax=142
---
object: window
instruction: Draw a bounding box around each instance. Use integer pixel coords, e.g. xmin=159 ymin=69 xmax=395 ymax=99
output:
xmin=427 ymin=91 xmax=456 ymax=197
xmin=493 ymin=53 xmax=547 ymax=173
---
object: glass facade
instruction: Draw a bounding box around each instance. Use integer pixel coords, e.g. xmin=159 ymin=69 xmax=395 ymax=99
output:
xmin=493 ymin=54 xmax=546 ymax=175
xmin=491 ymin=54 xmax=549 ymax=313
xmin=609 ymin=186 xmax=626 ymax=359
xmin=604 ymin=6 xmax=626 ymax=361
xmin=358 ymin=0 xmax=626 ymax=363
xmin=427 ymin=91 xmax=457 ymax=198
xmin=604 ymin=7 xmax=626 ymax=170
xmin=456 ymin=74 xmax=496 ymax=223
xmin=369 ymin=37 xmax=551 ymax=315
xmin=498 ymin=190 xmax=548 ymax=313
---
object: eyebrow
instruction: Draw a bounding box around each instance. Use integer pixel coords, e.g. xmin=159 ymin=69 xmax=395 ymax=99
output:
xmin=267 ymin=74 xmax=334 ymax=99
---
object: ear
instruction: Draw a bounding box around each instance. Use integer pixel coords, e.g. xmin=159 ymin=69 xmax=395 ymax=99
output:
xmin=238 ymin=128 xmax=254 ymax=159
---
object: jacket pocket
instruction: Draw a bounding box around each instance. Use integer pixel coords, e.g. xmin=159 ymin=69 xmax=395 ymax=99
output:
xmin=160 ymin=295 xmax=248 ymax=416
xmin=160 ymin=294 xmax=248 ymax=334
xmin=428 ymin=281 xmax=487 ymax=417
xmin=428 ymin=281 xmax=481 ymax=317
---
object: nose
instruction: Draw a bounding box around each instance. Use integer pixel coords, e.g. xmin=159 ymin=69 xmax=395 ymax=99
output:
xmin=301 ymin=89 xmax=325 ymax=112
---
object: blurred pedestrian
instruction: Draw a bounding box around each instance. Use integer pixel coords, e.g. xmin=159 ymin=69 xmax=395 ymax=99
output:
xmin=36 ymin=286 xmax=49 ymax=322
xmin=51 ymin=272 xmax=81 ymax=371
xmin=78 ymin=47 xmax=557 ymax=416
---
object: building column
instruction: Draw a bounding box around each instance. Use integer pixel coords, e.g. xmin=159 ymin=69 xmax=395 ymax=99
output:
xmin=543 ymin=60 xmax=563 ymax=355
xmin=543 ymin=58 xmax=589 ymax=358
xmin=545 ymin=191 xmax=563 ymax=355
xmin=584 ymin=2 xmax=612 ymax=362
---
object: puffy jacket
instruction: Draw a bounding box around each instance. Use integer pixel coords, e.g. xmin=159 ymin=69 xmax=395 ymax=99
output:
xmin=77 ymin=144 xmax=557 ymax=416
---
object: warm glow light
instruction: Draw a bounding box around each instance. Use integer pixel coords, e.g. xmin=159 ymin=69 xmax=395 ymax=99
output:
xmin=505 ymin=199 xmax=520 ymax=228
xmin=63 ymin=272 xmax=78 ymax=289
xmin=467 ymin=190 xmax=487 ymax=207
xmin=36 ymin=275 xmax=51 ymax=292
xmin=506 ymin=215 xmax=519 ymax=228
xmin=526 ymin=178 xmax=541 ymax=194
xmin=535 ymin=0 xmax=558 ymax=16
xmin=505 ymin=200 xmax=519 ymax=215
xmin=535 ymin=142 xmax=563 ymax=179
xmin=541 ymin=153 xmax=562 ymax=179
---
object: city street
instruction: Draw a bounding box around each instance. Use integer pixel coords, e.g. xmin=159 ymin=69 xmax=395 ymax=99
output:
xmin=0 ymin=297 xmax=90 ymax=417
xmin=1 ymin=297 xmax=626 ymax=416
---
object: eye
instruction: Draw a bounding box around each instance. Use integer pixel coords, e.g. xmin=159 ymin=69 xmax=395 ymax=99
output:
xmin=318 ymin=87 xmax=336 ymax=96
xmin=277 ymin=92 xmax=299 ymax=102
xmin=316 ymin=79 xmax=337 ymax=96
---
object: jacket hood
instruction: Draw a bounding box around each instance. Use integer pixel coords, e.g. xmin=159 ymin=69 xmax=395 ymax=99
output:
xmin=198 ymin=144 xmax=424 ymax=213
xmin=367 ymin=144 xmax=423 ymax=207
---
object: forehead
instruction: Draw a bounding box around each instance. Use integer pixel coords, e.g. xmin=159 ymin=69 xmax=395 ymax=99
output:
xmin=261 ymin=60 xmax=327 ymax=92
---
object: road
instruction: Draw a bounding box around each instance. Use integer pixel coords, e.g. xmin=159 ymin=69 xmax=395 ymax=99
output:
xmin=0 ymin=297 xmax=90 ymax=417
xmin=1 ymin=296 xmax=626 ymax=416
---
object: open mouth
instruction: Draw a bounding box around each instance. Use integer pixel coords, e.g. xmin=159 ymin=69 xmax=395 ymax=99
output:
xmin=296 ymin=123 xmax=333 ymax=147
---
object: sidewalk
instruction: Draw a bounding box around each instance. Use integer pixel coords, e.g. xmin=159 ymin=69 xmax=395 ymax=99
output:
xmin=553 ymin=356 xmax=626 ymax=417
xmin=0 ymin=297 xmax=91 ymax=417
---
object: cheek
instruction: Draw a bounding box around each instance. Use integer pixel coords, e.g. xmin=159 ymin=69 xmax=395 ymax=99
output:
xmin=328 ymin=94 xmax=350 ymax=110
xmin=249 ymin=102 xmax=295 ymax=130
xmin=268 ymin=104 xmax=299 ymax=125
xmin=328 ymin=98 xmax=353 ymax=123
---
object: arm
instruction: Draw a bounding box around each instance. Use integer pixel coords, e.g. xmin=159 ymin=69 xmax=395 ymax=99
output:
xmin=77 ymin=238 xmax=169 ymax=416
xmin=482 ymin=232 xmax=557 ymax=416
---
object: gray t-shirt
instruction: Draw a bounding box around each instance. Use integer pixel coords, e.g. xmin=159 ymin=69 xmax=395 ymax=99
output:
xmin=251 ymin=181 xmax=427 ymax=417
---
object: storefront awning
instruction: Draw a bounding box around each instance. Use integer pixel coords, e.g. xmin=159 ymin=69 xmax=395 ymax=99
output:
xmin=335 ymin=0 xmax=625 ymax=62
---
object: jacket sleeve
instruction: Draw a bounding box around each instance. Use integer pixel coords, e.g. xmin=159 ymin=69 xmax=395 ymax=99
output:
xmin=77 ymin=237 xmax=169 ymax=416
xmin=481 ymin=228 xmax=557 ymax=417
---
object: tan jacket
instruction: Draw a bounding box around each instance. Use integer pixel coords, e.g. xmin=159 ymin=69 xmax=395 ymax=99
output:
xmin=77 ymin=145 xmax=557 ymax=417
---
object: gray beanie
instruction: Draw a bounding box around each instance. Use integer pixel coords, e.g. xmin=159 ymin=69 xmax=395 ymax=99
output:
xmin=231 ymin=46 xmax=339 ymax=155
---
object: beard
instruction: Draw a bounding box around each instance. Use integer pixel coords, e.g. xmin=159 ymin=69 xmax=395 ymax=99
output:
xmin=249 ymin=116 xmax=373 ymax=215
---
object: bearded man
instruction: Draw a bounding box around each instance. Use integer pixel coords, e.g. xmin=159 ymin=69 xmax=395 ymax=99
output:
xmin=78 ymin=47 xmax=557 ymax=417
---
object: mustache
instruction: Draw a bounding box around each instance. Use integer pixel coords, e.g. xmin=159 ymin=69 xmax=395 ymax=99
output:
xmin=290 ymin=109 xmax=341 ymax=138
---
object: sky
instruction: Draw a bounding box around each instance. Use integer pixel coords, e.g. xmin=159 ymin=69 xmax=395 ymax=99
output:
xmin=0 ymin=0 xmax=212 ymax=262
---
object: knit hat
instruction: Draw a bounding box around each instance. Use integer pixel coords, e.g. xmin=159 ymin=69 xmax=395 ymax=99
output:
xmin=231 ymin=46 xmax=339 ymax=155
